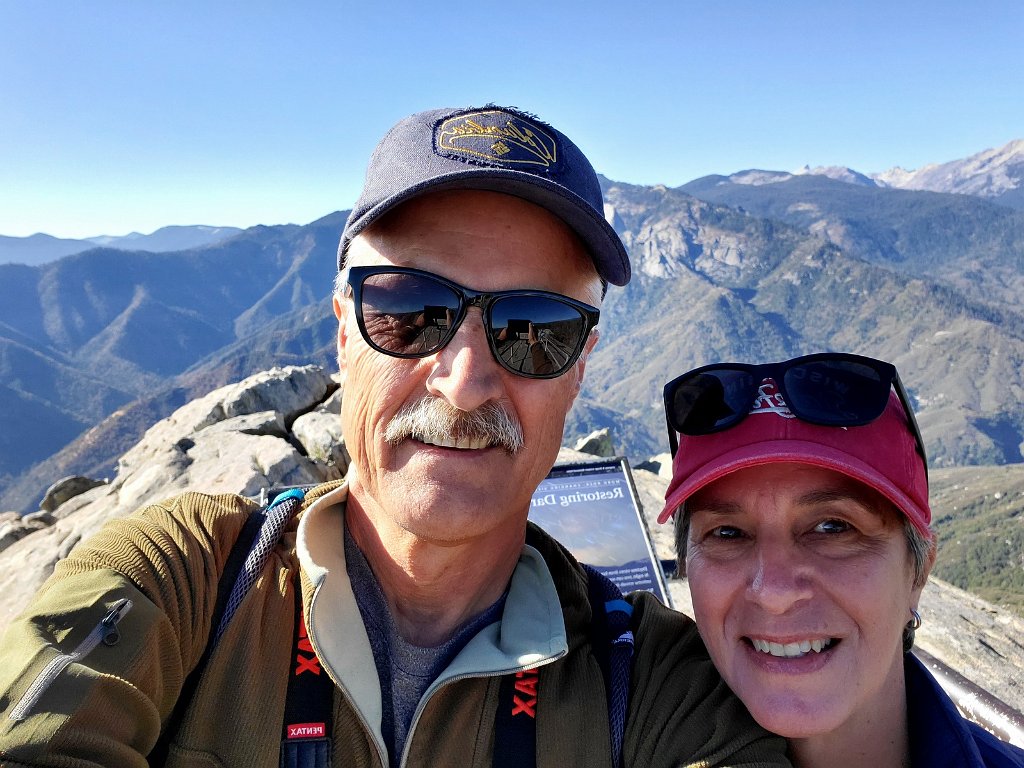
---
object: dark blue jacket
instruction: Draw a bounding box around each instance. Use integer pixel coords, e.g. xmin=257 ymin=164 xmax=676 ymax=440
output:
xmin=907 ymin=653 xmax=1024 ymax=767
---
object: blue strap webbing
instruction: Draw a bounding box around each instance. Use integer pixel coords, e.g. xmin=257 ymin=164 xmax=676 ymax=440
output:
xmin=583 ymin=564 xmax=634 ymax=768
xmin=216 ymin=490 xmax=305 ymax=642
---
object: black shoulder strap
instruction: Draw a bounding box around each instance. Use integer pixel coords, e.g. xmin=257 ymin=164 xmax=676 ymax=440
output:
xmin=492 ymin=565 xmax=634 ymax=768
xmin=280 ymin=580 xmax=334 ymax=768
xmin=148 ymin=489 xmax=306 ymax=765
xmin=494 ymin=667 xmax=539 ymax=768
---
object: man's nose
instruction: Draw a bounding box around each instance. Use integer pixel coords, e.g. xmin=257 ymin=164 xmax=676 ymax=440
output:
xmin=424 ymin=309 xmax=505 ymax=412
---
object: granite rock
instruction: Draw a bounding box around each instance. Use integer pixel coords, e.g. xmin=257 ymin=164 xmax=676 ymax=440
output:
xmin=0 ymin=365 xmax=340 ymax=625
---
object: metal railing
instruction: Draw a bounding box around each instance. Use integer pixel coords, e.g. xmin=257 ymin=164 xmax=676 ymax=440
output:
xmin=915 ymin=647 xmax=1024 ymax=748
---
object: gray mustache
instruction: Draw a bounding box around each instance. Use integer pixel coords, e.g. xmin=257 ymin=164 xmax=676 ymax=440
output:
xmin=383 ymin=397 xmax=524 ymax=453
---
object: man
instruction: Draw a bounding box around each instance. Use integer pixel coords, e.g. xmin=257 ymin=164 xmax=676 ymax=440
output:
xmin=0 ymin=106 xmax=787 ymax=767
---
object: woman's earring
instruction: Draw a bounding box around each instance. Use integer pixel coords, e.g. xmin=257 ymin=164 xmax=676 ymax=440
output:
xmin=903 ymin=608 xmax=922 ymax=653
xmin=908 ymin=608 xmax=922 ymax=630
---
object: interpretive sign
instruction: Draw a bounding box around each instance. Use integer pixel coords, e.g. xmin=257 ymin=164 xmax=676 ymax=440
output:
xmin=528 ymin=458 xmax=669 ymax=605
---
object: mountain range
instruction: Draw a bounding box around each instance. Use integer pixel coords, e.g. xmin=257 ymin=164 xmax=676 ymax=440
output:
xmin=2 ymin=138 xmax=1024 ymax=519
xmin=0 ymin=225 xmax=244 ymax=266
xmin=874 ymin=138 xmax=1024 ymax=207
xmin=785 ymin=137 xmax=1024 ymax=210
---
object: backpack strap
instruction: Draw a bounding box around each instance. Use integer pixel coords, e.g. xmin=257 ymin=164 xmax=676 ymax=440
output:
xmin=582 ymin=564 xmax=634 ymax=768
xmin=493 ymin=668 xmax=539 ymax=768
xmin=280 ymin=579 xmax=334 ymax=768
xmin=492 ymin=565 xmax=634 ymax=768
xmin=148 ymin=489 xmax=307 ymax=765
xmin=216 ymin=488 xmax=306 ymax=641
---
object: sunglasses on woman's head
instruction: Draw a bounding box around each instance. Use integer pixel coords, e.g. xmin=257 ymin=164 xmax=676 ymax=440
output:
xmin=344 ymin=266 xmax=600 ymax=379
xmin=662 ymin=352 xmax=928 ymax=476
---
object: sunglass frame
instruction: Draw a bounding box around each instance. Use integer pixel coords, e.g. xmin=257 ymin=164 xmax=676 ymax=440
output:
xmin=663 ymin=352 xmax=928 ymax=480
xmin=344 ymin=265 xmax=600 ymax=379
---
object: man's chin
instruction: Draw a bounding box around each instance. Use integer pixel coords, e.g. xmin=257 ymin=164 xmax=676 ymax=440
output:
xmin=400 ymin=492 xmax=526 ymax=543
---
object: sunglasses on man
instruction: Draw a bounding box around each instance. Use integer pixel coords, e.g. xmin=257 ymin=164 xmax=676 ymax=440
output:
xmin=662 ymin=352 xmax=928 ymax=479
xmin=343 ymin=266 xmax=600 ymax=379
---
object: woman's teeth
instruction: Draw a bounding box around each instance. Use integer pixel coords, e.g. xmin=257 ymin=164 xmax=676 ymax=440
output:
xmin=750 ymin=638 xmax=835 ymax=657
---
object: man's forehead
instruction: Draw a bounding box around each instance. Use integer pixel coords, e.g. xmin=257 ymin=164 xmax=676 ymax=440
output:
xmin=344 ymin=195 xmax=602 ymax=304
xmin=366 ymin=188 xmax=570 ymax=231
xmin=356 ymin=190 xmax=592 ymax=263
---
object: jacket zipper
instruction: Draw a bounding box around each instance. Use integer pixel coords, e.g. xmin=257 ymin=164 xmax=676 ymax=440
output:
xmin=8 ymin=597 xmax=133 ymax=721
xmin=398 ymin=651 xmax=566 ymax=768
xmin=305 ymin=586 xmax=391 ymax=768
xmin=307 ymin=614 xmax=564 ymax=768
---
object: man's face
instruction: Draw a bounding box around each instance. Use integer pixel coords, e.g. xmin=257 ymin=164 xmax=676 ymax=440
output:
xmin=334 ymin=189 xmax=601 ymax=547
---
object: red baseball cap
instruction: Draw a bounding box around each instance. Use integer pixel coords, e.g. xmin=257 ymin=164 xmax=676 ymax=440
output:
xmin=658 ymin=378 xmax=932 ymax=538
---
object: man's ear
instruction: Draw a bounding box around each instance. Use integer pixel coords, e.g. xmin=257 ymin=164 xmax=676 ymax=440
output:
xmin=567 ymin=327 xmax=600 ymax=404
xmin=333 ymin=294 xmax=349 ymax=385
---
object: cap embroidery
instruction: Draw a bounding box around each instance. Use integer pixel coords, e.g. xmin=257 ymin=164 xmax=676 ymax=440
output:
xmin=436 ymin=110 xmax=558 ymax=169
xmin=749 ymin=378 xmax=796 ymax=419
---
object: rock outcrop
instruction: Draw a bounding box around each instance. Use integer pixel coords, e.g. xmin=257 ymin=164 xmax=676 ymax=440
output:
xmin=572 ymin=428 xmax=614 ymax=457
xmin=0 ymin=365 xmax=341 ymax=625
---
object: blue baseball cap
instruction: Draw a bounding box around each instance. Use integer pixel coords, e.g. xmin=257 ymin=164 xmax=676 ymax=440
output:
xmin=338 ymin=105 xmax=631 ymax=286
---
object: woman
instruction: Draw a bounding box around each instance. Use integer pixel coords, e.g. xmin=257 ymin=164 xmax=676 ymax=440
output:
xmin=658 ymin=353 xmax=1024 ymax=768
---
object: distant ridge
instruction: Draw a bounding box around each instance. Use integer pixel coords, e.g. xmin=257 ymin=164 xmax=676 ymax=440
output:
xmin=705 ymin=138 xmax=1024 ymax=211
xmin=85 ymin=224 xmax=244 ymax=253
xmin=0 ymin=224 xmax=244 ymax=266
xmin=871 ymin=138 xmax=1024 ymax=210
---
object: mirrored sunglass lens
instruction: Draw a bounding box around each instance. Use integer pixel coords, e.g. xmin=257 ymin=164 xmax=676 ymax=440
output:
xmin=489 ymin=295 xmax=587 ymax=376
xmin=360 ymin=273 xmax=461 ymax=355
xmin=672 ymin=370 xmax=756 ymax=434
xmin=783 ymin=360 xmax=889 ymax=424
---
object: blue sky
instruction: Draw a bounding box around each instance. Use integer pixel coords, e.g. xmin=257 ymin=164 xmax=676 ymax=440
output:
xmin=3 ymin=0 xmax=1022 ymax=238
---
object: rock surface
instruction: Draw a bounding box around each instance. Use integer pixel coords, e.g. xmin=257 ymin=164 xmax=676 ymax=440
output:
xmin=572 ymin=428 xmax=614 ymax=457
xmin=0 ymin=365 xmax=339 ymax=625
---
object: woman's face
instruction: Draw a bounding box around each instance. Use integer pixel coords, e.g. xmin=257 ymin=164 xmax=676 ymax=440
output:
xmin=685 ymin=462 xmax=924 ymax=739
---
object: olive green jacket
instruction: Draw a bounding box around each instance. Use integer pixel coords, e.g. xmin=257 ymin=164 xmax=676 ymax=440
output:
xmin=0 ymin=481 xmax=788 ymax=767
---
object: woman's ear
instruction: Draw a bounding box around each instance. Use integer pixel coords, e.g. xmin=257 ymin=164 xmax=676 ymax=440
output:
xmin=673 ymin=507 xmax=689 ymax=578
xmin=923 ymin=539 xmax=937 ymax=579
